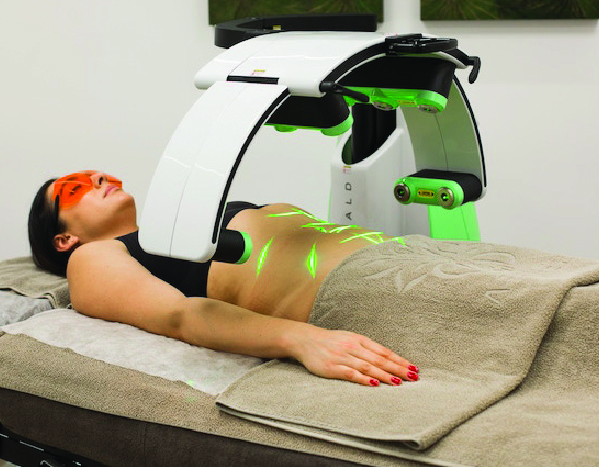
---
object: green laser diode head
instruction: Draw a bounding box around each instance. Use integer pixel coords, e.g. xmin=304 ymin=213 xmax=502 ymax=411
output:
xmin=394 ymin=183 xmax=411 ymax=203
xmin=437 ymin=187 xmax=455 ymax=209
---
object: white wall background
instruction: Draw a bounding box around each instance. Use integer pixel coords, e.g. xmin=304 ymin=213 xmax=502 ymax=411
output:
xmin=1 ymin=0 xmax=598 ymax=262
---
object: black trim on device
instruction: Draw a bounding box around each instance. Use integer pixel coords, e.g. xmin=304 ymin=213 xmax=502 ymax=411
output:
xmin=453 ymin=76 xmax=487 ymax=187
xmin=214 ymin=14 xmax=378 ymax=49
xmin=212 ymin=88 xmax=291 ymax=244
xmin=228 ymin=75 xmax=280 ymax=85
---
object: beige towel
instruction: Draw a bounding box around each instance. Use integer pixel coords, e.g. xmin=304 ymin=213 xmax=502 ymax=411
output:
xmin=217 ymin=235 xmax=599 ymax=461
xmin=413 ymin=278 xmax=599 ymax=465
xmin=0 ymin=256 xmax=69 ymax=308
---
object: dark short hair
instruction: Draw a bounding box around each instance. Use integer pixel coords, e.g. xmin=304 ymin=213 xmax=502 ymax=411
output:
xmin=28 ymin=178 xmax=72 ymax=276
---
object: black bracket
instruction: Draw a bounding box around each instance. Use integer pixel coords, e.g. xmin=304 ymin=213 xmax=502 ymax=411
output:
xmin=386 ymin=33 xmax=459 ymax=54
xmin=386 ymin=34 xmax=481 ymax=84
xmin=319 ymin=82 xmax=370 ymax=103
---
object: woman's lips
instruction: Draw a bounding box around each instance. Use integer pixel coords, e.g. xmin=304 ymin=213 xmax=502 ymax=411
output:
xmin=104 ymin=185 xmax=119 ymax=197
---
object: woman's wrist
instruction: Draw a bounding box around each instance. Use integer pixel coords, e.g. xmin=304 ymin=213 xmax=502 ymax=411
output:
xmin=279 ymin=320 xmax=318 ymax=362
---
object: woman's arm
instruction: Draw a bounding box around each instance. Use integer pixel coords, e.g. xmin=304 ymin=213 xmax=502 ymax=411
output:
xmin=68 ymin=240 xmax=415 ymax=386
xmin=178 ymin=297 xmax=415 ymax=386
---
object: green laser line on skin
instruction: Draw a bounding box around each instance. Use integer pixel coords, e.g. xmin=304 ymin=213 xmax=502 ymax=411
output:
xmin=303 ymin=222 xmax=362 ymax=235
xmin=306 ymin=243 xmax=318 ymax=279
xmin=389 ymin=236 xmax=406 ymax=245
xmin=269 ymin=210 xmax=405 ymax=246
xmin=340 ymin=233 xmax=405 ymax=245
xmin=328 ymin=225 xmax=360 ymax=234
xmin=256 ymin=237 xmax=274 ymax=276
xmin=267 ymin=208 xmax=308 ymax=218
xmin=270 ymin=210 xmax=361 ymax=235
xmin=263 ymin=209 xmax=407 ymax=279
xmin=302 ymin=221 xmax=338 ymax=230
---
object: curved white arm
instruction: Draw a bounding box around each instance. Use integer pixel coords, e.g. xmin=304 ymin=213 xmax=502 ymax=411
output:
xmin=139 ymin=81 xmax=288 ymax=262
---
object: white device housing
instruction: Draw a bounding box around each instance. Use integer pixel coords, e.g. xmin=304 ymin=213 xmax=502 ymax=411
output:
xmin=140 ymin=31 xmax=485 ymax=261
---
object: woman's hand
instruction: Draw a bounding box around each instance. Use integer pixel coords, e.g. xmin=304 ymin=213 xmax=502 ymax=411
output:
xmin=288 ymin=326 xmax=419 ymax=386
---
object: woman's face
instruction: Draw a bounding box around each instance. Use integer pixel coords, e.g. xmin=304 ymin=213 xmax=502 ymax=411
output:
xmin=47 ymin=171 xmax=137 ymax=246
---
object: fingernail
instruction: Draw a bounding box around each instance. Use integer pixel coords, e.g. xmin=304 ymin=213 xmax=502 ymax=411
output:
xmin=407 ymin=371 xmax=419 ymax=381
xmin=370 ymin=379 xmax=380 ymax=387
xmin=408 ymin=365 xmax=419 ymax=373
xmin=391 ymin=377 xmax=402 ymax=386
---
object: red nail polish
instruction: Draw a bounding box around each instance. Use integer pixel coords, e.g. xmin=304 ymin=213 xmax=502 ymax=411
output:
xmin=408 ymin=365 xmax=419 ymax=373
xmin=370 ymin=379 xmax=380 ymax=387
xmin=408 ymin=371 xmax=419 ymax=381
xmin=391 ymin=377 xmax=402 ymax=386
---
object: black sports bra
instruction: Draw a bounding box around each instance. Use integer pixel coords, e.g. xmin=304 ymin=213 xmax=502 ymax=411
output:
xmin=116 ymin=201 xmax=264 ymax=297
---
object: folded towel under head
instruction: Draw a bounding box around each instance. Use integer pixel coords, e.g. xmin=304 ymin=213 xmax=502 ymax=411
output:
xmin=0 ymin=256 xmax=69 ymax=308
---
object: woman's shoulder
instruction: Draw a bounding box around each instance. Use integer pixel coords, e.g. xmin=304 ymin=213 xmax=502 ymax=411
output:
xmin=67 ymin=239 xmax=130 ymax=272
xmin=65 ymin=237 xmax=186 ymax=327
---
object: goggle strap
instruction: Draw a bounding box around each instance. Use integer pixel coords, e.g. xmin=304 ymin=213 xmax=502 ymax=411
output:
xmin=54 ymin=195 xmax=60 ymax=233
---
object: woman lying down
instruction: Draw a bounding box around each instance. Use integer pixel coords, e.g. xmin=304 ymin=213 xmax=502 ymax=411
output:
xmin=28 ymin=170 xmax=419 ymax=388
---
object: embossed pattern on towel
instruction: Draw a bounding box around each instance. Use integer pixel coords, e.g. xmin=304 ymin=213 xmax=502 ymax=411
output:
xmin=218 ymin=235 xmax=599 ymax=452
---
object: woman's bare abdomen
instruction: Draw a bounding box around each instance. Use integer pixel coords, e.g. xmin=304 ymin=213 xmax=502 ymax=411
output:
xmin=207 ymin=203 xmax=401 ymax=322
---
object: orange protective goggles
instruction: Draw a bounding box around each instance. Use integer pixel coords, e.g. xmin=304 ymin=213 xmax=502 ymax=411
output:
xmin=53 ymin=170 xmax=122 ymax=210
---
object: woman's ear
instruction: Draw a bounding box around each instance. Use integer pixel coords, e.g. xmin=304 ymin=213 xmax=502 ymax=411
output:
xmin=53 ymin=233 xmax=80 ymax=253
